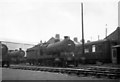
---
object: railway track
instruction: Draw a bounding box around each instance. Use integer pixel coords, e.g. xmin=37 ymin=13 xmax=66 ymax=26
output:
xmin=1 ymin=64 xmax=120 ymax=79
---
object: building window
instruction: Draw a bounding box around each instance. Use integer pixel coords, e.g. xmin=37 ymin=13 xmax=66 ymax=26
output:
xmin=92 ymin=45 xmax=96 ymax=52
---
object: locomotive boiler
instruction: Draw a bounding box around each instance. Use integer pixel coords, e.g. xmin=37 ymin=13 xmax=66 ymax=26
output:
xmin=9 ymin=48 xmax=25 ymax=64
xmin=46 ymin=37 xmax=75 ymax=54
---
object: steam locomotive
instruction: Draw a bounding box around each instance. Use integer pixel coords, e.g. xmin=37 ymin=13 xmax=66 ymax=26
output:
xmin=0 ymin=42 xmax=25 ymax=66
xmin=26 ymin=36 xmax=78 ymax=67
xmin=8 ymin=48 xmax=25 ymax=64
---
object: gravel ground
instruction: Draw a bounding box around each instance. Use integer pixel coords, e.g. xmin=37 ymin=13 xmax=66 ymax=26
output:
xmin=0 ymin=67 xmax=109 ymax=80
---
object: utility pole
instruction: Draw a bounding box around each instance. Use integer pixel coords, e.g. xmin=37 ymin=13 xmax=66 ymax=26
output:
xmin=81 ymin=3 xmax=85 ymax=55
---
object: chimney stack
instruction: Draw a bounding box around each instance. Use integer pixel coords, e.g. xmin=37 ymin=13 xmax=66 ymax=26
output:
xmin=55 ymin=34 xmax=60 ymax=39
xmin=74 ymin=37 xmax=78 ymax=42
xmin=40 ymin=40 xmax=42 ymax=44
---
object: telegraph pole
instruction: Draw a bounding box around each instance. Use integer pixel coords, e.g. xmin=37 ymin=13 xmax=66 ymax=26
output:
xmin=81 ymin=3 xmax=85 ymax=55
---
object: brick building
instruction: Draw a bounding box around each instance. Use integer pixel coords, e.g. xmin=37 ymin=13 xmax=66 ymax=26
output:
xmin=105 ymin=27 xmax=120 ymax=64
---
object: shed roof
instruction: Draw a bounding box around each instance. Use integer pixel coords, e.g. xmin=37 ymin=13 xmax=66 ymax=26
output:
xmin=105 ymin=27 xmax=120 ymax=44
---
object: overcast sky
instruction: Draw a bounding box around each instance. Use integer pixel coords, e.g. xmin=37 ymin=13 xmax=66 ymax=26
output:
xmin=0 ymin=0 xmax=119 ymax=44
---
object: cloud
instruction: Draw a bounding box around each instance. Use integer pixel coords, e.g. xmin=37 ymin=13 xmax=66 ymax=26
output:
xmin=0 ymin=0 xmax=119 ymax=43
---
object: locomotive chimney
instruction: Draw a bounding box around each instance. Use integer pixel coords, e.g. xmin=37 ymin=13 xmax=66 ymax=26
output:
xmin=55 ymin=34 xmax=60 ymax=39
xmin=40 ymin=40 xmax=42 ymax=44
xmin=55 ymin=34 xmax=60 ymax=42
xmin=74 ymin=37 xmax=78 ymax=42
xmin=64 ymin=36 xmax=70 ymax=39
xmin=19 ymin=48 xmax=22 ymax=50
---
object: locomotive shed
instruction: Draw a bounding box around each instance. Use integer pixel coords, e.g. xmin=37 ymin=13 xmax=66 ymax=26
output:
xmin=1 ymin=27 xmax=120 ymax=80
xmin=1 ymin=64 xmax=120 ymax=80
